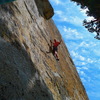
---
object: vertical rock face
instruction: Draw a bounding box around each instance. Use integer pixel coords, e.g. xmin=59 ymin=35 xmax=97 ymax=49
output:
xmin=0 ymin=0 xmax=88 ymax=100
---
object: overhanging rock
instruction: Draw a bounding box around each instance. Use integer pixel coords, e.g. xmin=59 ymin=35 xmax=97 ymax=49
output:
xmin=34 ymin=0 xmax=54 ymax=19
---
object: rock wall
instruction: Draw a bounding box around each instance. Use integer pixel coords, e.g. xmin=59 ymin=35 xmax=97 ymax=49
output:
xmin=0 ymin=0 xmax=89 ymax=100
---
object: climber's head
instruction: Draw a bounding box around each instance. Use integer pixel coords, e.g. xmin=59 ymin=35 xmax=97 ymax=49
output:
xmin=54 ymin=39 xmax=57 ymax=42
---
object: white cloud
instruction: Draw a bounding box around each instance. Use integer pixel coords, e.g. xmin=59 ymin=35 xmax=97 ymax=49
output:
xmin=83 ymin=67 xmax=88 ymax=70
xmin=55 ymin=10 xmax=63 ymax=15
xmin=80 ymin=8 xmax=95 ymax=21
xmin=79 ymin=56 xmax=85 ymax=61
xmin=70 ymin=16 xmax=83 ymax=25
xmin=49 ymin=0 xmax=64 ymax=5
xmin=74 ymin=61 xmax=87 ymax=66
xmin=71 ymin=51 xmax=85 ymax=61
xmin=81 ymin=49 xmax=88 ymax=53
xmin=77 ymin=69 xmax=92 ymax=84
xmin=93 ymin=49 xmax=100 ymax=56
xmin=71 ymin=50 xmax=94 ymax=64
xmin=76 ymin=5 xmax=96 ymax=23
xmin=76 ymin=41 xmax=98 ymax=50
xmin=54 ymin=0 xmax=61 ymax=5
xmin=80 ymin=8 xmax=88 ymax=16
xmin=87 ymin=91 xmax=100 ymax=98
xmin=61 ymin=26 xmax=83 ymax=40
xmin=81 ymin=62 xmax=87 ymax=65
xmin=86 ymin=16 xmax=95 ymax=21
xmin=78 ymin=70 xmax=86 ymax=77
xmin=54 ymin=10 xmax=83 ymax=26
xmin=79 ymin=41 xmax=89 ymax=47
xmin=54 ymin=10 xmax=68 ymax=22
xmin=87 ymin=58 xmax=94 ymax=63
xmin=81 ymin=77 xmax=86 ymax=83
xmin=50 ymin=0 xmax=95 ymax=26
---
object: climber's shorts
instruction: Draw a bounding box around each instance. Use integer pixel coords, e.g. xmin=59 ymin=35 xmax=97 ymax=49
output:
xmin=53 ymin=46 xmax=58 ymax=54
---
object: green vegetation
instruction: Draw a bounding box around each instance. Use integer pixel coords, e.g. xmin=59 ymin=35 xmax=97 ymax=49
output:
xmin=0 ymin=0 xmax=15 ymax=4
xmin=71 ymin=0 xmax=100 ymax=40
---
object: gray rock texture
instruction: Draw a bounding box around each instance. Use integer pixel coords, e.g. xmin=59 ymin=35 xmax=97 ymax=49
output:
xmin=0 ymin=0 xmax=89 ymax=100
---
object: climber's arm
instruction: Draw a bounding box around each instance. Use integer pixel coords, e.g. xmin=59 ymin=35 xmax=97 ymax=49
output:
xmin=59 ymin=40 xmax=62 ymax=44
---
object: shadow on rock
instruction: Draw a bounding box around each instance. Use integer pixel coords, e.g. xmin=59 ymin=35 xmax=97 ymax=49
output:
xmin=0 ymin=38 xmax=54 ymax=100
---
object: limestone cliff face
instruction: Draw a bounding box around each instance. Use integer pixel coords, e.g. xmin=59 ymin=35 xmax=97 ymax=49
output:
xmin=0 ymin=0 xmax=88 ymax=100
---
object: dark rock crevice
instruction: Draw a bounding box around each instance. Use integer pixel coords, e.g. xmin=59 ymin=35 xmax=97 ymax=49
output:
xmin=0 ymin=39 xmax=54 ymax=100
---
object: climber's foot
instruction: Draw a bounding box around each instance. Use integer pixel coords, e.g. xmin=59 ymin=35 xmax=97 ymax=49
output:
xmin=56 ymin=58 xmax=59 ymax=61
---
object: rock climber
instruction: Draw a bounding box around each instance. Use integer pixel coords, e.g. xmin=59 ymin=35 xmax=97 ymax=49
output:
xmin=50 ymin=39 xmax=62 ymax=61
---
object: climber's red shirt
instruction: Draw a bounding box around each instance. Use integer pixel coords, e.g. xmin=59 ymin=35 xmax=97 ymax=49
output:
xmin=53 ymin=41 xmax=60 ymax=47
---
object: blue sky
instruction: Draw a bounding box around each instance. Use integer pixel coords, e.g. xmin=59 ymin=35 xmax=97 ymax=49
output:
xmin=49 ymin=0 xmax=100 ymax=100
